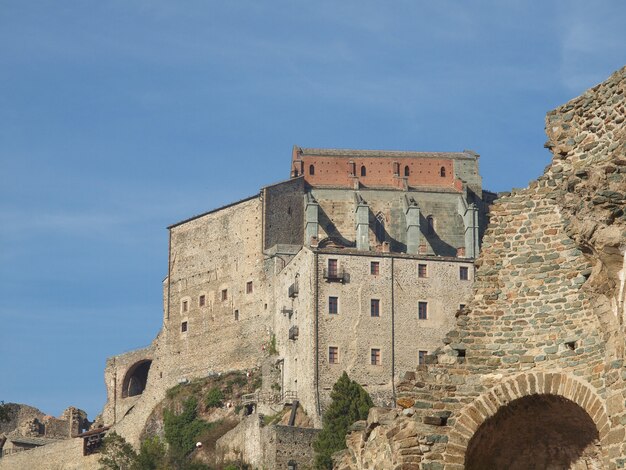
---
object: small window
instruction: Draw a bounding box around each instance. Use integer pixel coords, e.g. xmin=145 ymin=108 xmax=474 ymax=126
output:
xmin=328 ymin=259 xmax=338 ymax=277
xmin=234 ymin=310 xmax=239 ymax=321
xmin=199 ymin=295 xmax=205 ymax=307
xmin=329 ymin=346 xmax=338 ymax=364
xmin=418 ymin=301 xmax=428 ymax=320
xmin=309 ymin=164 xmax=315 ymax=175
xmin=221 ymin=289 xmax=228 ymax=301
xmin=459 ymin=304 xmax=466 ymax=311
xmin=418 ymin=264 xmax=427 ymax=278
xmin=181 ymin=321 xmax=188 ymax=333
xmin=349 ymin=161 xmax=356 ymax=176
xmin=418 ymin=350 xmax=427 ymax=365
xmin=246 ymin=281 xmax=253 ymax=294
xmin=375 ymin=212 xmax=385 ymax=243
xmin=370 ymin=348 xmax=381 ymax=365
xmin=393 ymin=162 xmax=400 ymax=176
xmin=360 ymin=165 xmax=366 ymax=177
xmin=440 ymin=166 xmax=446 ymax=177
xmin=460 ymin=266 xmax=469 ymax=281
xmin=370 ymin=299 xmax=380 ymax=317
xmin=182 ymin=300 xmax=188 ymax=313
xmin=329 ymin=296 xmax=338 ymax=315
xmin=370 ymin=261 xmax=380 ymax=275
xmin=426 ymin=216 xmax=435 ymax=235
xmin=404 ymin=165 xmax=410 ymax=177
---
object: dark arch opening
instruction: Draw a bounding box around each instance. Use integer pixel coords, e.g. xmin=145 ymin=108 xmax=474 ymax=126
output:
xmin=360 ymin=165 xmax=366 ymax=177
xmin=375 ymin=212 xmax=385 ymax=243
xmin=404 ymin=165 xmax=410 ymax=177
xmin=465 ymin=394 xmax=601 ymax=470
xmin=121 ymin=360 xmax=152 ymax=398
xmin=309 ymin=164 xmax=315 ymax=175
xmin=426 ymin=215 xmax=435 ymax=235
xmin=439 ymin=166 xmax=446 ymax=177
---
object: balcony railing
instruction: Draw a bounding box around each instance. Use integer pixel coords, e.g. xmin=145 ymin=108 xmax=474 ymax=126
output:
xmin=323 ymin=268 xmax=346 ymax=283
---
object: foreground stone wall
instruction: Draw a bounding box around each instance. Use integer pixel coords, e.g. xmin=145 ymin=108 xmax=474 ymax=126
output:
xmin=337 ymin=66 xmax=626 ymax=469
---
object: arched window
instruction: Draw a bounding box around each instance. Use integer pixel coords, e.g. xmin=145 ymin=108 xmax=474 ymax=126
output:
xmin=122 ymin=360 xmax=152 ymax=398
xmin=375 ymin=212 xmax=385 ymax=243
xmin=426 ymin=215 xmax=435 ymax=235
xmin=360 ymin=165 xmax=367 ymax=177
xmin=440 ymin=166 xmax=446 ymax=177
xmin=393 ymin=162 xmax=400 ymax=176
xmin=404 ymin=165 xmax=410 ymax=177
xmin=309 ymin=164 xmax=315 ymax=176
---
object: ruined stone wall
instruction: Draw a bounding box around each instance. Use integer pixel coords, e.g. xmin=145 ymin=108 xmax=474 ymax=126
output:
xmin=337 ymin=66 xmax=626 ymax=470
xmin=0 ymin=437 xmax=100 ymax=470
xmin=264 ymin=425 xmax=320 ymax=469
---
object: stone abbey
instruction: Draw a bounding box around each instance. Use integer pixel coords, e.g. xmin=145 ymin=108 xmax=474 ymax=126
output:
xmin=1 ymin=66 xmax=624 ymax=469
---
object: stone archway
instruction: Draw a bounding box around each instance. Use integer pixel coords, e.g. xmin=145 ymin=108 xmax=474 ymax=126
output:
xmin=443 ymin=372 xmax=610 ymax=469
xmin=465 ymin=394 xmax=601 ymax=469
xmin=121 ymin=360 xmax=152 ymax=398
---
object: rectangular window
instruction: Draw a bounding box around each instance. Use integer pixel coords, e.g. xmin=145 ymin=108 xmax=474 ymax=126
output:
xmin=181 ymin=321 xmax=188 ymax=333
xmin=460 ymin=266 xmax=469 ymax=281
xmin=370 ymin=261 xmax=380 ymax=275
xmin=370 ymin=348 xmax=381 ymax=365
xmin=328 ymin=296 xmax=338 ymax=315
xmin=418 ymin=264 xmax=427 ymax=278
xmin=329 ymin=346 xmax=338 ymax=364
xmin=418 ymin=350 xmax=427 ymax=365
xmin=221 ymin=289 xmax=228 ymax=301
xmin=418 ymin=301 xmax=428 ymax=320
xmin=328 ymin=259 xmax=338 ymax=277
xmin=370 ymin=299 xmax=380 ymax=317
xmin=199 ymin=295 xmax=205 ymax=307
xmin=234 ymin=310 xmax=239 ymax=321
xmin=246 ymin=281 xmax=253 ymax=294
xmin=182 ymin=300 xmax=188 ymax=312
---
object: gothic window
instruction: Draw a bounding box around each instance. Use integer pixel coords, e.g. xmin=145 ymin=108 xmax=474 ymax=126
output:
xmin=309 ymin=164 xmax=315 ymax=175
xmin=360 ymin=165 xmax=367 ymax=177
xmin=440 ymin=166 xmax=446 ymax=177
xmin=426 ymin=215 xmax=435 ymax=235
xmin=375 ymin=212 xmax=385 ymax=243
xmin=404 ymin=165 xmax=410 ymax=177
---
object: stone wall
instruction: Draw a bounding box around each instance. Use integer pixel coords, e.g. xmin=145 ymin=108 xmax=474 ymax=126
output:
xmin=336 ymin=66 xmax=626 ymax=470
xmin=0 ymin=437 xmax=100 ymax=470
xmin=263 ymin=177 xmax=305 ymax=250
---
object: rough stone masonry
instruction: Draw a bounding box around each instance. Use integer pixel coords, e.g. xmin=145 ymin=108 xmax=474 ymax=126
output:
xmin=336 ymin=66 xmax=626 ymax=469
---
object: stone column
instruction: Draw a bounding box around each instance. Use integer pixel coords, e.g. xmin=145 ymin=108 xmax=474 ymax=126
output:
xmin=305 ymin=194 xmax=319 ymax=246
xmin=355 ymin=193 xmax=370 ymax=251
xmin=458 ymin=198 xmax=479 ymax=258
xmin=404 ymin=196 xmax=421 ymax=254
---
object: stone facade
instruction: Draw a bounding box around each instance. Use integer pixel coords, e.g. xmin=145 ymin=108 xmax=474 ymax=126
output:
xmin=0 ymin=130 xmax=490 ymax=467
xmin=336 ymin=66 xmax=626 ymax=469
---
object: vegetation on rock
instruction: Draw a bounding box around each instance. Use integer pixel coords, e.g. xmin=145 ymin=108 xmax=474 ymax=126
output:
xmin=0 ymin=401 xmax=10 ymax=423
xmin=313 ymin=372 xmax=373 ymax=469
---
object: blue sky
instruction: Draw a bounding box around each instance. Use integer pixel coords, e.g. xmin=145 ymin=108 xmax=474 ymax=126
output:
xmin=0 ymin=1 xmax=624 ymax=419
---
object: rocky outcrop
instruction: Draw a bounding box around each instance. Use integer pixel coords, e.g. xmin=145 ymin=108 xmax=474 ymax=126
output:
xmin=336 ymin=66 xmax=626 ymax=469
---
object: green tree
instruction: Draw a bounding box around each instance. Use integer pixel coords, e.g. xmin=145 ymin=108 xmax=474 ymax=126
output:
xmin=0 ymin=401 xmax=10 ymax=423
xmin=313 ymin=372 xmax=373 ymax=469
xmin=204 ymin=387 xmax=224 ymax=409
xmin=99 ymin=432 xmax=137 ymax=470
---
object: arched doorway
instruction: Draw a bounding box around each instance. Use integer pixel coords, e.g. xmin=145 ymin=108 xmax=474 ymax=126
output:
xmin=465 ymin=394 xmax=601 ymax=469
xmin=121 ymin=360 xmax=152 ymax=398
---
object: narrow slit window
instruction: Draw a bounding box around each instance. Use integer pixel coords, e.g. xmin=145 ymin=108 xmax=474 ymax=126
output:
xmin=360 ymin=165 xmax=366 ymax=177
xmin=309 ymin=164 xmax=315 ymax=175
xmin=221 ymin=289 xmax=228 ymax=301
xmin=181 ymin=321 xmax=188 ymax=333
xmin=246 ymin=281 xmax=253 ymax=294
xmin=426 ymin=216 xmax=435 ymax=235
xmin=182 ymin=300 xmax=188 ymax=313
xmin=199 ymin=295 xmax=205 ymax=307
xmin=234 ymin=310 xmax=239 ymax=321
xmin=440 ymin=166 xmax=446 ymax=177
xmin=418 ymin=301 xmax=428 ymax=320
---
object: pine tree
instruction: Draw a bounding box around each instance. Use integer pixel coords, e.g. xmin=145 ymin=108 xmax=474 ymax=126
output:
xmin=313 ymin=372 xmax=373 ymax=469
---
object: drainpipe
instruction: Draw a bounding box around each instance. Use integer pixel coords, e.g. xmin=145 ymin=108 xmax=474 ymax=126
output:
xmin=391 ymin=257 xmax=396 ymax=406
xmin=314 ymin=251 xmax=321 ymax=418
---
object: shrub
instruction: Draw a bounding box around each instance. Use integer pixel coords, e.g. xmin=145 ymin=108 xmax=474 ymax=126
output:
xmin=268 ymin=334 xmax=278 ymax=355
xmin=313 ymin=372 xmax=373 ymax=469
xmin=164 ymin=398 xmax=211 ymax=459
xmin=135 ymin=436 xmax=166 ymax=470
xmin=0 ymin=401 xmax=10 ymax=423
xmin=205 ymin=387 xmax=224 ymax=409
xmin=99 ymin=432 xmax=137 ymax=470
